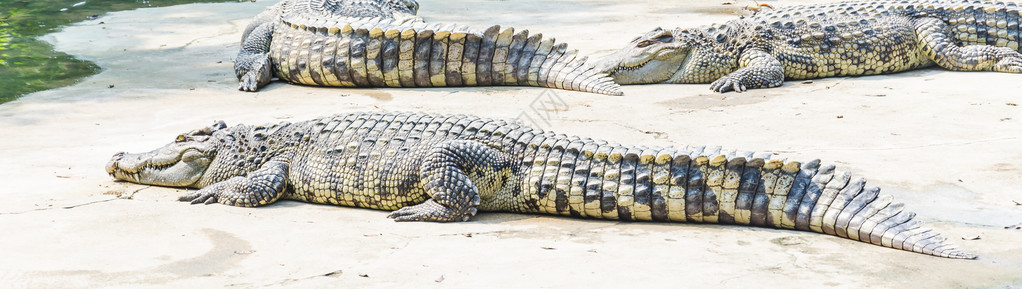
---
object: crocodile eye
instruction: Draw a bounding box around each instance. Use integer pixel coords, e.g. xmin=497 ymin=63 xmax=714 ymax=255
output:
xmin=636 ymin=32 xmax=674 ymax=48
xmin=176 ymin=135 xmax=187 ymax=143
xmin=188 ymin=128 xmax=210 ymax=137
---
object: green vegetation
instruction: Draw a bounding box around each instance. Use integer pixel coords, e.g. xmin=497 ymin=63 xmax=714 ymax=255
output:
xmin=0 ymin=0 xmax=244 ymax=104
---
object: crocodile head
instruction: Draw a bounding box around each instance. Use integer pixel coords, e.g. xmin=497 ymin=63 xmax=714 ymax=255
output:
xmin=106 ymin=121 xmax=227 ymax=188
xmin=596 ymin=27 xmax=691 ymax=84
xmin=597 ymin=27 xmax=735 ymax=85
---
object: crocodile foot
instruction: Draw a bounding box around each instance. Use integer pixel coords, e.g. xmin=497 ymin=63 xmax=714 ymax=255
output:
xmin=179 ymin=187 xmax=219 ymax=205
xmin=238 ymin=54 xmax=272 ymax=92
xmin=993 ymin=49 xmax=1022 ymax=73
xmin=387 ymin=199 xmax=478 ymax=222
xmin=709 ymin=75 xmax=749 ymax=93
xmin=709 ymin=71 xmax=783 ymax=93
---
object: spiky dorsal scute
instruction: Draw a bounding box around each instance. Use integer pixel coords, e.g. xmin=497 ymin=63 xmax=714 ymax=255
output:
xmin=279 ymin=0 xmax=419 ymax=19
xmin=195 ymin=121 xmax=309 ymax=188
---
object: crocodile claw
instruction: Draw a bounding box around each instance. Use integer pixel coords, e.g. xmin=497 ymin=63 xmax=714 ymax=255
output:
xmin=238 ymin=54 xmax=273 ymax=92
xmin=709 ymin=76 xmax=746 ymax=93
xmin=178 ymin=188 xmax=218 ymax=205
xmin=239 ymin=72 xmax=261 ymax=92
xmin=387 ymin=199 xmax=476 ymax=222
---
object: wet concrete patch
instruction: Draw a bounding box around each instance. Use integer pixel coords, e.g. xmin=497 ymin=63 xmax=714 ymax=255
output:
xmin=153 ymin=229 xmax=253 ymax=277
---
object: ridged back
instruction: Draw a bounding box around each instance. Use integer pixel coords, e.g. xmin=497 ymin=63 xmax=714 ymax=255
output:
xmin=304 ymin=112 xmax=526 ymax=149
xmin=279 ymin=0 xmax=419 ymax=21
xmin=750 ymin=0 xmax=1022 ymax=52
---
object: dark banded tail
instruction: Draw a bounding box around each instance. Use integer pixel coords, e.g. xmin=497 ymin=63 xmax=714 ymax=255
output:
xmin=269 ymin=18 xmax=623 ymax=95
xmin=519 ymin=143 xmax=976 ymax=259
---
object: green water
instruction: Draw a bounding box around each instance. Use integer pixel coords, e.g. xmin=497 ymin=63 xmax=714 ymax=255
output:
xmin=0 ymin=0 xmax=246 ymax=104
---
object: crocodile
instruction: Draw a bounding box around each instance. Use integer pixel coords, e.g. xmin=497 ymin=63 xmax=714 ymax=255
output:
xmin=235 ymin=0 xmax=623 ymax=95
xmin=595 ymin=0 xmax=1022 ymax=92
xmin=106 ymin=112 xmax=976 ymax=259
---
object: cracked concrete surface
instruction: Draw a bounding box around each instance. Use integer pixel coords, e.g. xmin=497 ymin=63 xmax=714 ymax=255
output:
xmin=1 ymin=0 xmax=1021 ymax=288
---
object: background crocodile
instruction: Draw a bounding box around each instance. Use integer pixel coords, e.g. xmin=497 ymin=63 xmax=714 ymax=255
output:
xmin=596 ymin=0 xmax=1022 ymax=92
xmin=106 ymin=112 xmax=976 ymax=259
xmin=236 ymin=0 xmax=623 ymax=95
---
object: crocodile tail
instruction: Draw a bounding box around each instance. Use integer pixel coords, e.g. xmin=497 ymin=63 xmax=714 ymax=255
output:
xmin=935 ymin=1 xmax=1022 ymax=53
xmin=722 ymin=155 xmax=976 ymax=259
xmin=523 ymin=143 xmax=976 ymax=259
xmin=474 ymin=25 xmax=622 ymax=95
xmin=271 ymin=17 xmax=623 ymax=95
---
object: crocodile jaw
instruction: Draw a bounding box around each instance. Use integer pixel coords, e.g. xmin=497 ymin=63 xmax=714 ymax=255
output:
xmin=596 ymin=27 xmax=690 ymax=84
xmin=597 ymin=48 xmax=688 ymax=84
xmin=106 ymin=143 xmax=213 ymax=188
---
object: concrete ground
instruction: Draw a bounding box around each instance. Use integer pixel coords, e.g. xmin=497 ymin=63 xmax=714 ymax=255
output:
xmin=1 ymin=0 xmax=1020 ymax=288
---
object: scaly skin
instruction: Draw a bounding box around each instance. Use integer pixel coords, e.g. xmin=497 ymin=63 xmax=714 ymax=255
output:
xmin=596 ymin=0 xmax=1022 ymax=92
xmin=107 ymin=112 xmax=976 ymax=259
xmin=236 ymin=0 xmax=622 ymax=95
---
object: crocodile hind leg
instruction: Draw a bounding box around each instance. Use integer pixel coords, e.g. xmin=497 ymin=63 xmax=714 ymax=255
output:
xmin=388 ymin=140 xmax=513 ymax=222
xmin=236 ymin=23 xmax=275 ymax=92
xmin=179 ymin=161 xmax=289 ymax=207
xmin=914 ymin=17 xmax=1022 ymax=73
xmin=708 ymin=48 xmax=785 ymax=93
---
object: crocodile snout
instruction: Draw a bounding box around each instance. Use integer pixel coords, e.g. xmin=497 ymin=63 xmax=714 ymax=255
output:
xmin=105 ymin=152 xmax=125 ymax=175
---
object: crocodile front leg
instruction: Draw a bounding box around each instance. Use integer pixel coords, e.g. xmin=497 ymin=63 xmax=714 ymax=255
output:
xmin=235 ymin=23 xmax=275 ymax=92
xmin=388 ymin=140 xmax=512 ymax=222
xmin=179 ymin=161 xmax=289 ymax=207
xmin=709 ymin=48 xmax=784 ymax=93
xmin=913 ymin=17 xmax=1022 ymax=73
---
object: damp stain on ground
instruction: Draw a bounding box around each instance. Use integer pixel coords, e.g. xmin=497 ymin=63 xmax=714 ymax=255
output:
xmin=0 ymin=0 xmax=248 ymax=104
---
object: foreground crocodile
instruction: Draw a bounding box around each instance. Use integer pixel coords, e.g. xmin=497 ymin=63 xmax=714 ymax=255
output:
xmin=235 ymin=0 xmax=622 ymax=95
xmin=596 ymin=0 xmax=1022 ymax=92
xmin=106 ymin=112 xmax=976 ymax=259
